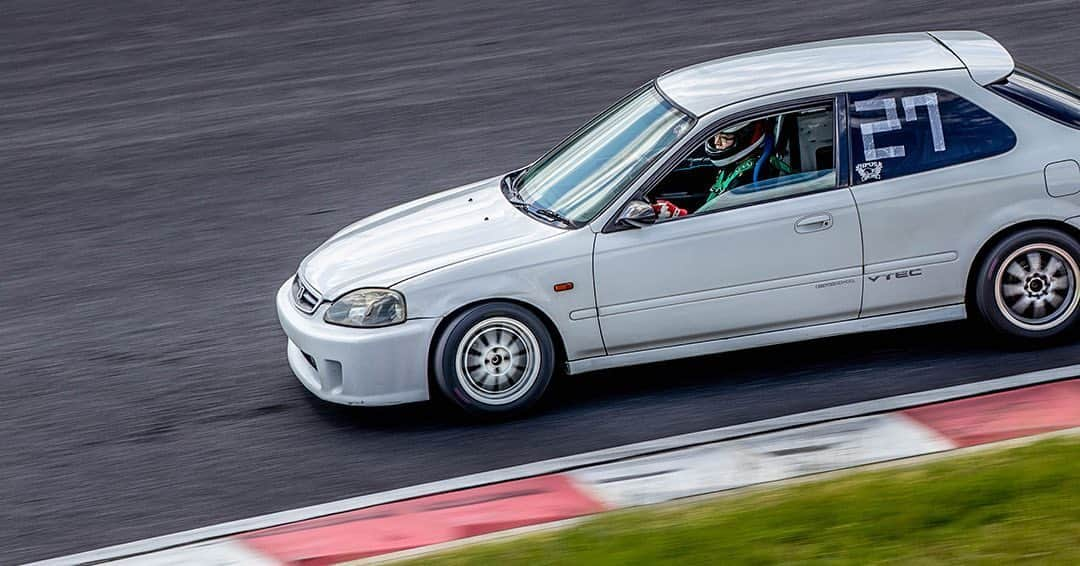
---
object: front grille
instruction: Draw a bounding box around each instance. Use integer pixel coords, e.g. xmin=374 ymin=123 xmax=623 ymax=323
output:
xmin=291 ymin=275 xmax=322 ymax=314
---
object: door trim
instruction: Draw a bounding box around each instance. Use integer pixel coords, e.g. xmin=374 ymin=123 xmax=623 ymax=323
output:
xmin=598 ymin=265 xmax=861 ymax=317
xmin=567 ymin=304 xmax=965 ymax=375
xmin=864 ymin=251 xmax=959 ymax=275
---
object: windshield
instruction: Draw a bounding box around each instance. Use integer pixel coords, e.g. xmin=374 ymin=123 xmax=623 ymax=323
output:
xmin=513 ymin=86 xmax=692 ymax=224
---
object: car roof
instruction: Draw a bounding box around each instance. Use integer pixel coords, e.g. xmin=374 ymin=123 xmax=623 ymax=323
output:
xmin=656 ymin=31 xmax=1014 ymax=116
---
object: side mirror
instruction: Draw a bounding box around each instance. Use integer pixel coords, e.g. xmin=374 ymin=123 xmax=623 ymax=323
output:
xmin=617 ymin=200 xmax=658 ymax=229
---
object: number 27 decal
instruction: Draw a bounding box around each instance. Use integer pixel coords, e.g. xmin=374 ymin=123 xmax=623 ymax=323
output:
xmin=854 ymin=92 xmax=946 ymax=162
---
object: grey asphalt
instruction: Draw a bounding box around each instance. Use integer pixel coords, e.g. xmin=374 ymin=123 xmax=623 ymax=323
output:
xmin=2 ymin=0 xmax=1078 ymax=562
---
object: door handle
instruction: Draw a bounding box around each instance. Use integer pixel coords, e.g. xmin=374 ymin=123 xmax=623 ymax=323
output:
xmin=795 ymin=213 xmax=833 ymax=234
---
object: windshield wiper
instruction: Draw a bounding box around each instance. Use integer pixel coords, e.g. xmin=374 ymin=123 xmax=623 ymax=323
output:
xmin=507 ymin=191 xmax=528 ymax=208
xmin=502 ymin=173 xmax=575 ymax=228
xmin=529 ymin=206 xmax=576 ymax=227
xmin=502 ymin=175 xmax=529 ymax=207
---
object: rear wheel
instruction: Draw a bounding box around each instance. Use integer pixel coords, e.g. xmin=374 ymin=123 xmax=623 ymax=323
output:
xmin=975 ymin=228 xmax=1080 ymax=340
xmin=433 ymin=302 xmax=555 ymax=416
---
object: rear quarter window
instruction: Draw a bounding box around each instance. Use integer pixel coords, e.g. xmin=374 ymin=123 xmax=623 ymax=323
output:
xmin=849 ymin=88 xmax=1016 ymax=185
xmin=990 ymin=65 xmax=1080 ymax=129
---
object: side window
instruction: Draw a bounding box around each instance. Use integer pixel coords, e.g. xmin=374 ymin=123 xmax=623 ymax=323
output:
xmin=849 ymin=88 xmax=1016 ymax=185
xmin=645 ymin=103 xmax=838 ymax=217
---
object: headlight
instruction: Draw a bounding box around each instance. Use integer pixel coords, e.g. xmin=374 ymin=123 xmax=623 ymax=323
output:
xmin=324 ymin=288 xmax=406 ymax=327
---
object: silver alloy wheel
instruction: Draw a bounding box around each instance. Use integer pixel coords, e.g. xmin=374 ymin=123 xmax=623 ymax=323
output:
xmin=994 ymin=243 xmax=1080 ymax=331
xmin=455 ymin=316 xmax=542 ymax=405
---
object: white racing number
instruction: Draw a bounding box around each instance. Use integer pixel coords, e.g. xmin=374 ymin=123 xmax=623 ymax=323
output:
xmin=854 ymin=97 xmax=905 ymax=160
xmin=855 ymin=92 xmax=946 ymax=163
xmin=902 ymin=93 xmax=945 ymax=152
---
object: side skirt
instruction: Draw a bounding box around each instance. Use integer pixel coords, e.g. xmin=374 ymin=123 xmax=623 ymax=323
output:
xmin=565 ymin=304 xmax=967 ymax=375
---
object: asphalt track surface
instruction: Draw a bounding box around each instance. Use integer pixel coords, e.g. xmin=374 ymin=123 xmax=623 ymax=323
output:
xmin=2 ymin=1 xmax=1079 ymax=562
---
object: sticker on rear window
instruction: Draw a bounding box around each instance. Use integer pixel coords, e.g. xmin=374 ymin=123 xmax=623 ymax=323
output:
xmin=855 ymin=161 xmax=883 ymax=182
xmin=854 ymin=92 xmax=946 ymax=162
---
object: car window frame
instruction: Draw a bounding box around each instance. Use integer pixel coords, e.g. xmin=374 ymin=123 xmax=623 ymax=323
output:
xmin=844 ymin=86 xmax=1017 ymax=187
xmin=602 ymin=94 xmax=848 ymax=234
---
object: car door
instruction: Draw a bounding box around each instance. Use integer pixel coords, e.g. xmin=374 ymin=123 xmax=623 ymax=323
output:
xmin=592 ymin=97 xmax=864 ymax=354
xmin=845 ymin=85 xmax=1020 ymax=317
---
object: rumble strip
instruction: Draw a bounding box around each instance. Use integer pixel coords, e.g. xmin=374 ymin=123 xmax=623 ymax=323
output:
xmin=37 ymin=370 xmax=1080 ymax=566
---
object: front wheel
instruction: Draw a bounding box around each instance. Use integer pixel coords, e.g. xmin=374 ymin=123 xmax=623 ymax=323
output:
xmin=975 ymin=228 xmax=1080 ymax=340
xmin=433 ymin=302 xmax=555 ymax=416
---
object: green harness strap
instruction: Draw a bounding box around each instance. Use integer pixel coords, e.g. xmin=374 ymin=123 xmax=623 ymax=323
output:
xmin=771 ymin=154 xmax=794 ymax=175
xmin=705 ymin=155 xmax=793 ymax=204
xmin=709 ymin=158 xmax=755 ymax=195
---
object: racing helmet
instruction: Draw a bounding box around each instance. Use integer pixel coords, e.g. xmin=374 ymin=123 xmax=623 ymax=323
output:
xmin=705 ymin=119 xmax=768 ymax=167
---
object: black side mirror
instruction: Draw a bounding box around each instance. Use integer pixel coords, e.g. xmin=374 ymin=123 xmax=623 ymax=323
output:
xmin=617 ymin=200 xmax=658 ymax=228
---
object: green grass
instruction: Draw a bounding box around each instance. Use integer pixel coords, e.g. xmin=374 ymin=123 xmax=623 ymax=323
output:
xmin=407 ymin=437 xmax=1080 ymax=565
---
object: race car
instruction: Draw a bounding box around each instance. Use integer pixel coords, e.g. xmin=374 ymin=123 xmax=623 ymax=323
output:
xmin=278 ymin=31 xmax=1080 ymax=415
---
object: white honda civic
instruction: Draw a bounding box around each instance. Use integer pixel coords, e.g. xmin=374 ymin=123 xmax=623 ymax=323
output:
xmin=278 ymin=31 xmax=1080 ymax=415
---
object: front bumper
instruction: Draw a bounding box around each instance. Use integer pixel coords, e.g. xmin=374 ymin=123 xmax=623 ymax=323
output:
xmin=276 ymin=280 xmax=438 ymax=406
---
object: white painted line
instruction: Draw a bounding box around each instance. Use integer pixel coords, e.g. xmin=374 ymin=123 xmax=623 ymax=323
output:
xmin=34 ymin=364 xmax=1080 ymax=566
xmin=733 ymin=412 xmax=957 ymax=477
xmin=102 ymin=540 xmax=276 ymax=566
xmin=571 ymin=414 xmax=955 ymax=507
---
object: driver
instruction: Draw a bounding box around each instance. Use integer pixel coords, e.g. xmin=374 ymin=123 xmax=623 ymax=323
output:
xmin=700 ymin=119 xmax=792 ymax=206
xmin=649 ymin=119 xmax=793 ymax=219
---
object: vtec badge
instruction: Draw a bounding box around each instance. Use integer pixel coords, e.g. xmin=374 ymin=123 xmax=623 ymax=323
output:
xmin=868 ymin=268 xmax=923 ymax=282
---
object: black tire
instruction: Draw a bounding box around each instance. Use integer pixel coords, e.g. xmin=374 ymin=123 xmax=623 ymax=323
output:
xmin=974 ymin=227 xmax=1080 ymax=341
xmin=432 ymin=302 xmax=555 ymax=416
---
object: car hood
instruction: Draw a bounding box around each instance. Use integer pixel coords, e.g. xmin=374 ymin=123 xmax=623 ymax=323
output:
xmin=299 ymin=176 xmax=562 ymax=299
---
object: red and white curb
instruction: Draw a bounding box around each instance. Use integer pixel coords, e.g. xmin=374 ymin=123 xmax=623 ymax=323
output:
xmin=39 ymin=371 xmax=1080 ymax=566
